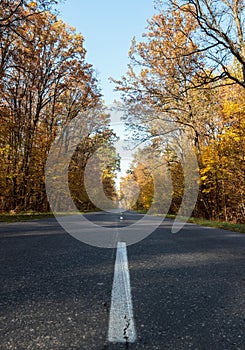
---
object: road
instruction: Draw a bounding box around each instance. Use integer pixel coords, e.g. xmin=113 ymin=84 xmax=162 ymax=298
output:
xmin=0 ymin=211 xmax=244 ymax=350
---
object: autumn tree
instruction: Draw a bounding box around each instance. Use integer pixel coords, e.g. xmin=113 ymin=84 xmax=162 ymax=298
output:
xmin=119 ymin=145 xmax=182 ymax=214
xmin=0 ymin=7 xmax=116 ymax=213
xmin=0 ymin=0 xmax=57 ymax=31
xmin=159 ymin=0 xmax=245 ymax=88
xmin=0 ymin=1 xmax=58 ymax=78
xmin=113 ymin=6 xmax=224 ymax=151
xmin=69 ymin=129 xmax=120 ymax=212
xmin=114 ymin=1 xmax=245 ymax=222
xmin=198 ymin=84 xmax=245 ymax=222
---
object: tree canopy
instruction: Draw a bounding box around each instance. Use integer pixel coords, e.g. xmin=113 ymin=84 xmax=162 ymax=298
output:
xmin=0 ymin=1 xmax=117 ymax=213
xmin=114 ymin=0 xmax=245 ymax=223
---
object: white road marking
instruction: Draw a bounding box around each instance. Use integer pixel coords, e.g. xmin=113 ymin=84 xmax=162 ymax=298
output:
xmin=108 ymin=241 xmax=137 ymax=343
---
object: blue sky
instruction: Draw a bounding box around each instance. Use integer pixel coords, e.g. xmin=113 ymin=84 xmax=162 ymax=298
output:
xmin=57 ymin=0 xmax=155 ymax=105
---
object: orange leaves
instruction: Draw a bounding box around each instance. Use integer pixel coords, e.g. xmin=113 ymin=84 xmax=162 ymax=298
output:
xmin=220 ymin=84 xmax=245 ymax=121
xmin=27 ymin=1 xmax=37 ymax=9
xmin=115 ymin=4 xmax=203 ymax=110
xmin=0 ymin=1 xmax=106 ymax=212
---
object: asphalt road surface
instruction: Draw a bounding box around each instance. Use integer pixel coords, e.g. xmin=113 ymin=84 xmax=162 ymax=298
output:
xmin=0 ymin=211 xmax=244 ymax=350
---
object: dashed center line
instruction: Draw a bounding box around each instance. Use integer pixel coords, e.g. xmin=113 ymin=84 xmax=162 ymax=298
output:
xmin=108 ymin=241 xmax=137 ymax=344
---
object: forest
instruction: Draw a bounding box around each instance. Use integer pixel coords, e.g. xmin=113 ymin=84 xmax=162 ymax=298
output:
xmin=116 ymin=0 xmax=245 ymax=224
xmin=0 ymin=0 xmax=245 ymax=224
xmin=0 ymin=0 xmax=118 ymax=213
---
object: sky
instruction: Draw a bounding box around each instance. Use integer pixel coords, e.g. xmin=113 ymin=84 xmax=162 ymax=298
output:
xmin=57 ymin=0 xmax=156 ymax=184
xmin=57 ymin=0 xmax=155 ymax=105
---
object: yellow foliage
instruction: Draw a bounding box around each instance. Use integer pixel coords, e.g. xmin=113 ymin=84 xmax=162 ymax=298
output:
xmin=28 ymin=1 xmax=37 ymax=8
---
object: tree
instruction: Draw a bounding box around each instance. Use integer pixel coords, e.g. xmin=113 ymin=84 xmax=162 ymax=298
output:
xmin=119 ymin=145 xmax=182 ymax=214
xmin=69 ymin=129 xmax=119 ymax=212
xmin=159 ymin=0 xmax=245 ymax=88
xmin=0 ymin=7 xmax=116 ymax=213
xmin=0 ymin=0 xmax=57 ymax=32
xmin=113 ymin=6 xmax=223 ymax=150
xmin=114 ymin=1 xmax=245 ymax=223
xmin=0 ymin=0 xmax=58 ymax=77
xmin=199 ymin=84 xmax=245 ymax=222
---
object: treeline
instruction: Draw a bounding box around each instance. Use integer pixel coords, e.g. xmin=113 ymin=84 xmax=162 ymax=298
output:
xmin=0 ymin=1 xmax=117 ymax=213
xmin=116 ymin=0 xmax=245 ymax=223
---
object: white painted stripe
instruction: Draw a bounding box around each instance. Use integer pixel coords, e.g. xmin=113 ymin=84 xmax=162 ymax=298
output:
xmin=108 ymin=241 xmax=137 ymax=343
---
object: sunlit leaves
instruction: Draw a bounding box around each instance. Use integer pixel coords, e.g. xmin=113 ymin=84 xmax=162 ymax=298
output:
xmin=114 ymin=0 xmax=245 ymax=223
xmin=0 ymin=3 xmax=113 ymax=212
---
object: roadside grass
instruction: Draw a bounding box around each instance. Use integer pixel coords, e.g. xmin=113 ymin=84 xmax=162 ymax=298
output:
xmin=186 ymin=217 xmax=245 ymax=234
xmin=166 ymin=215 xmax=245 ymax=234
xmin=135 ymin=210 xmax=245 ymax=234
xmin=0 ymin=212 xmax=55 ymax=223
xmin=0 ymin=210 xmax=99 ymax=223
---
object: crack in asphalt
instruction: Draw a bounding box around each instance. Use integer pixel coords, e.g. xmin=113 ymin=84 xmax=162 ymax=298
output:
xmin=123 ymin=315 xmax=130 ymax=348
